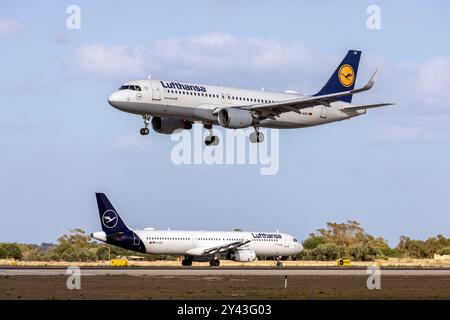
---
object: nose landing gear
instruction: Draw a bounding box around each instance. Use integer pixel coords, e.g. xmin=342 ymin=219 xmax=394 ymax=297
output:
xmin=181 ymin=257 xmax=193 ymax=267
xmin=140 ymin=114 xmax=150 ymax=135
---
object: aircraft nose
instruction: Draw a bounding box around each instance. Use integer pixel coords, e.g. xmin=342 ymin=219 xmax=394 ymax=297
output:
xmin=107 ymin=91 xmax=121 ymax=106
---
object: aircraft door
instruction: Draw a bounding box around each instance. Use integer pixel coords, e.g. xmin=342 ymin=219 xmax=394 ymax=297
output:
xmin=192 ymin=235 xmax=198 ymax=248
xmin=133 ymin=232 xmax=140 ymax=246
xmin=226 ymin=93 xmax=232 ymax=105
xmin=151 ymin=81 xmax=161 ymax=101
xmin=320 ymin=105 xmax=327 ymax=118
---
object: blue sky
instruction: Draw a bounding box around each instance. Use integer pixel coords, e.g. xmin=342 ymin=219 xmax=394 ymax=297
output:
xmin=0 ymin=1 xmax=449 ymax=246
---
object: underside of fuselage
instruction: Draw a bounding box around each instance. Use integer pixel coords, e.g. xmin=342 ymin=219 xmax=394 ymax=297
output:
xmin=110 ymin=100 xmax=351 ymax=129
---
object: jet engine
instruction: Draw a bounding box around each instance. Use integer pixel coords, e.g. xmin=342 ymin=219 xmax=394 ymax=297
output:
xmin=151 ymin=117 xmax=192 ymax=134
xmin=227 ymin=249 xmax=257 ymax=262
xmin=217 ymin=108 xmax=253 ymax=129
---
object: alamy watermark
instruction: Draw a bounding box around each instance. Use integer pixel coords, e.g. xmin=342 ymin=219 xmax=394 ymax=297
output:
xmin=366 ymin=5 xmax=381 ymax=30
xmin=66 ymin=266 xmax=81 ymax=290
xmin=366 ymin=265 xmax=381 ymax=290
xmin=66 ymin=5 xmax=81 ymax=30
xmin=170 ymin=126 xmax=280 ymax=176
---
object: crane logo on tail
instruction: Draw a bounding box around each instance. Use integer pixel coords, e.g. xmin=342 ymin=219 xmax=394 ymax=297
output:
xmin=102 ymin=210 xmax=118 ymax=229
xmin=338 ymin=64 xmax=355 ymax=87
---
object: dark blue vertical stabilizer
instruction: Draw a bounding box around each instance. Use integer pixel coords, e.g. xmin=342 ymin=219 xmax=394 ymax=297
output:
xmin=95 ymin=193 xmax=130 ymax=235
xmin=314 ymin=50 xmax=361 ymax=103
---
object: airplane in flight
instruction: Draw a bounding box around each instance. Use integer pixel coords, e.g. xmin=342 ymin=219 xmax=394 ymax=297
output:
xmin=91 ymin=193 xmax=302 ymax=266
xmin=107 ymin=50 xmax=392 ymax=146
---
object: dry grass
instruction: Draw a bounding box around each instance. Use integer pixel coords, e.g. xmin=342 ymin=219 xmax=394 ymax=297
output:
xmin=1 ymin=257 xmax=450 ymax=268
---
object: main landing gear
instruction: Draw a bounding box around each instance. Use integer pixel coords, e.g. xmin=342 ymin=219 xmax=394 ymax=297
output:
xmin=209 ymin=258 xmax=220 ymax=267
xmin=249 ymin=126 xmax=264 ymax=143
xmin=276 ymin=256 xmax=283 ymax=267
xmin=140 ymin=114 xmax=150 ymax=135
xmin=182 ymin=257 xmax=193 ymax=267
xmin=204 ymin=124 xmax=219 ymax=146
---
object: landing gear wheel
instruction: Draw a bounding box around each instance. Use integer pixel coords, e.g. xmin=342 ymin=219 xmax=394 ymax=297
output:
xmin=250 ymin=131 xmax=264 ymax=143
xmin=209 ymin=259 xmax=220 ymax=267
xmin=182 ymin=258 xmax=192 ymax=267
xmin=276 ymin=260 xmax=283 ymax=267
xmin=140 ymin=128 xmax=150 ymax=135
xmin=203 ymin=123 xmax=219 ymax=146
xmin=140 ymin=114 xmax=150 ymax=135
xmin=205 ymin=135 xmax=220 ymax=146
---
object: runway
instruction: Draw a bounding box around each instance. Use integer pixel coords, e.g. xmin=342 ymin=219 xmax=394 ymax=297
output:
xmin=1 ymin=267 xmax=449 ymax=276
xmin=1 ymin=267 xmax=449 ymax=299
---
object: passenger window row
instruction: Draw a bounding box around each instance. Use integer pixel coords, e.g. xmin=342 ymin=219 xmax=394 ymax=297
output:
xmin=147 ymin=236 xmax=246 ymax=241
xmin=166 ymin=89 xmax=275 ymax=104
xmin=147 ymin=237 xmax=190 ymax=240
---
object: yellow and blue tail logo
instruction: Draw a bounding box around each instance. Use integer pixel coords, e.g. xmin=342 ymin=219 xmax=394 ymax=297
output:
xmin=338 ymin=64 xmax=355 ymax=87
xmin=314 ymin=50 xmax=361 ymax=103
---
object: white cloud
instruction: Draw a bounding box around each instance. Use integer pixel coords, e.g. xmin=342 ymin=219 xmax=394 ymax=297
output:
xmin=65 ymin=44 xmax=147 ymax=79
xmin=64 ymin=33 xmax=333 ymax=91
xmin=0 ymin=17 xmax=22 ymax=39
xmin=418 ymin=57 xmax=450 ymax=101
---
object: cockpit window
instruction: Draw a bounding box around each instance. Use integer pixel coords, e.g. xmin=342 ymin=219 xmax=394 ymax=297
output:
xmin=119 ymin=85 xmax=141 ymax=91
xmin=293 ymin=238 xmax=298 ymax=242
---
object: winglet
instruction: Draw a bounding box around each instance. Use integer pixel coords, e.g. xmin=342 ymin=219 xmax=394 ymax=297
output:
xmin=360 ymin=69 xmax=379 ymax=92
xmin=366 ymin=69 xmax=379 ymax=89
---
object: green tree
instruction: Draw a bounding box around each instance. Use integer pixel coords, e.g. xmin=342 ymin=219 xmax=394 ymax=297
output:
xmin=438 ymin=247 xmax=450 ymax=255
xmin=302 ymin=235 xmax=328 ymax=250
xmin=96 ymin=246 xmax=110 ymax=260
xmin=53 ymin=229 xmax=98 ymax=262
xmin=0 ymin=243 xmax=23 ymax=259
xmin=348 ymin=244 xmax=380 ymax=261
xmin=311 ymin=243 xmax=340 ymax=261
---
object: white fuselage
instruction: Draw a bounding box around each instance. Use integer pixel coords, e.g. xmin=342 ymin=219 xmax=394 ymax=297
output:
xmin=92 ymin=229 xmax=302 ymax=257
xmin=107 ymin=79 xmax=363 ymax=129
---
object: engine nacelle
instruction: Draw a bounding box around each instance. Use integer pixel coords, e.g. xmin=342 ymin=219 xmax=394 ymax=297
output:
xmin=151 ymin=117 xmax=192 ymax=134
xmin=228 ymin=249 xmax=257 ymax=262
xmin=217 ymin=108 xmax=253 ymax=129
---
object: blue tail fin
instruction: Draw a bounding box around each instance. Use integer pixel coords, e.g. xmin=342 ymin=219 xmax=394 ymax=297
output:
xmin=314 ymin=50 xmax=361 ymax=103
xmin=95 ymin=193 xmax=130 ymax=235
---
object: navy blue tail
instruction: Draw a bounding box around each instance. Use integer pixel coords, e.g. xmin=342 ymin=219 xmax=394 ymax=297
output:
xmin=314 ymin=50 xmax=361 ymax=103
xmin=96 ymin=193 xmax=130 ymax=235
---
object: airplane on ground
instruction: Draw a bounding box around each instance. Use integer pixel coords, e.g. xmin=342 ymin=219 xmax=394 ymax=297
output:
xmin=107 ymin=50 xmax=393 ymax=146
xmin=91 ymin=193 xmax=302 ymax=266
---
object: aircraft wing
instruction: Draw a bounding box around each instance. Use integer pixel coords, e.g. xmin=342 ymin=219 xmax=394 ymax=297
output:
xmin=201 ymin=240 xmax=251 ymax=255
xmin=238 ymin=70 xmax=380 ymax=119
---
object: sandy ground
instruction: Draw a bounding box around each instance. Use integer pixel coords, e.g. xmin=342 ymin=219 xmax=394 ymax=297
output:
xmin=0 ymin=274 xmax=449 ymax=299
xmin=2 ymin=258 xmax=450 ymax=268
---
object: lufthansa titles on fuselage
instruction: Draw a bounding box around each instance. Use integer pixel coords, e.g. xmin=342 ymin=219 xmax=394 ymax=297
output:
xmin=161 ymin=81 xmax=207 ymax=93
xmin=251 ymin=232 xmax=282 ymax=239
